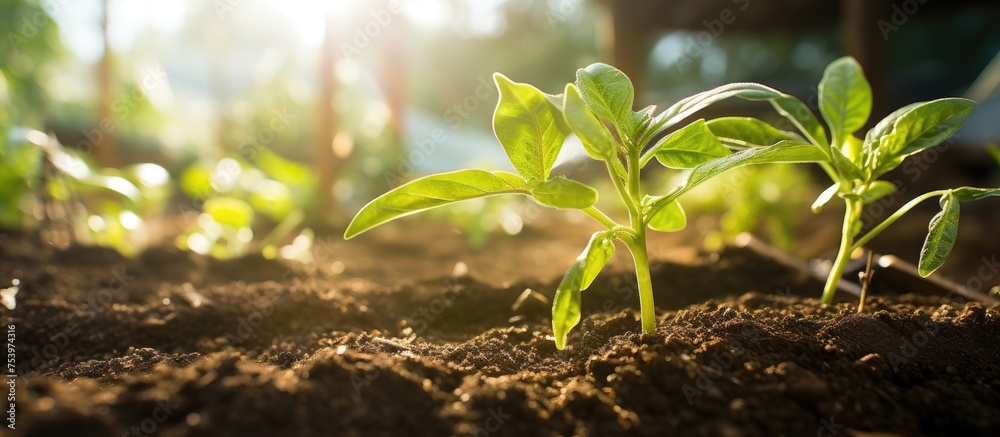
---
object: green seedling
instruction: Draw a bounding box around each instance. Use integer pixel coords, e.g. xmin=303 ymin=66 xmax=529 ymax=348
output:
xmin=706 ymin=56 xmax=999 ymax=303
xmin=345 ymin=64 xmax=826 ymax=349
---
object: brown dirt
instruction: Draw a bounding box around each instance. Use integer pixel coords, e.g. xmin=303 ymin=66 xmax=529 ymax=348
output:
xmin=2 ymin=216 xmax=1000 ymax=437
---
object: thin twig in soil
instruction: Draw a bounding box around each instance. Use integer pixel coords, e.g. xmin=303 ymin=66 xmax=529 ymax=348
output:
xmin=857 ymin=250 xmax=874 ymax=314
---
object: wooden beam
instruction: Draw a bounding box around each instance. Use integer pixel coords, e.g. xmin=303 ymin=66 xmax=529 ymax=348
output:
xmin=843 ymin=0 xmax=890 ymax=121
xmin=315 ymin=12 xmax=339 ymax=213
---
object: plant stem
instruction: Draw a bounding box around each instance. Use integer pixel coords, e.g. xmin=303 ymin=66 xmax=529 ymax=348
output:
xmin=850 ymin=190 xmax=949 ymax=252
xmin=822 ymin=199 xmax=861 ymax=304
xmin=606 ymin=160 xmax=638 ymax=219
xmin=626 ymin=150 xmax=642 ymax=227
xmin=582 ymin=207 xmax=618 ymax=229
xmin=623 ymin=146 xmax=655 ymax=333
xmin=626 ymin=233 xmax=656 ymax=333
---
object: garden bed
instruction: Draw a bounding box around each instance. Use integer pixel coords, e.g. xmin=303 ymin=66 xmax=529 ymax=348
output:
xmin=4 ymin=219 xmax=999 ymax=436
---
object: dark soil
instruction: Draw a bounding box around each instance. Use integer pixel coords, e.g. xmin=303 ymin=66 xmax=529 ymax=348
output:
xmin=2 ymin=216 xmax=1000 ymax=437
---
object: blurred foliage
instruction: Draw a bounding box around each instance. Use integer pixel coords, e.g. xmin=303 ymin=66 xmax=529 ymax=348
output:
xmin=176 ymin=150 xmax=315 ymax=261
xmin=0 ymin=126 xmax=43 ymax=228
xmin=1 ymin=126 xmax=170 ymax=256
xmin=0 ymin=0 xmax=64 ymax=125
xmin=674 ymin=164 xmax=818 ymax=253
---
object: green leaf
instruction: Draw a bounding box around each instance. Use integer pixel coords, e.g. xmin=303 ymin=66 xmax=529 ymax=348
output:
xmin=860 ymin=180 xmax=897 ymax=204
xmin=918 ymin=193 xmax=960 ymax=277
xmin=630 ymin=105 xmax=656 ymax=141
xmin=682 ymin=141 xmax=827 ymax=194
xmin=204 ymin=197 xmax=255 ymax=229
xmin=563 ymin=84 xmax=617 ymax=160
xmin=653 ymin=83 xmax=829 ymax=149
xmin=818 ymin=56 xmax=872 ymax=147
xmin=866 ymin=98 xmax=976 ymax=177
xmin=575 ymin=63 xmax=635 ymax=137
xmin=344 ymin=170 xmax=528 ymax=239
xmin=552 ymin=231 xmax=616 ymax=350
xmin=648 ymin=200 xmax=686 ymax=232
xmin=493 ymin=73 xmax=567 ymax=181
xmin=830 ymin=147 xmax=864 ymax=182
xmin=951 ymin=186 xmax=1000 ymax=201
xmin=770 ymin=95 xmax=831 ymax=148
xmin=812 ymin=183 xmax=840 ymax=213
xmin=650 ymin=120 xmax=731 ymax=169
xmin=657 ymin=83 xmax=783 ymax=127
xmin=706 ymin=117 xmax=803 ymax=147
xmin=531 ymin=176 xmax=598 ymax=209
xmin=647 ymin=140 xmax=828 ymax=215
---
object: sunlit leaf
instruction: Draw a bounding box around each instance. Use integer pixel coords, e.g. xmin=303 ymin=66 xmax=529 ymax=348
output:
xmin=531 ymin=176 xmax=598 ymax=209
xmin=493 ymin=74 xmax=567 ymax=181
xmin=552 ymin=231 xmax=615 ymax=350
xmin=812 ymin=183 xmax=840 ymax=213
xmin=830 ymin=147 xmax=864 ymax=182
xmin=818 ymin=56 xmax=872 ymax=147
xmin=865 ymin=98 xmax=976 ymax=177
xmin=563 ymin=84 xmax=617 ymax=160
xmin=575 ymin=63 xmax=635 ymax=138
xmin=680 ymin=141 xmax=827 ymax=195
xmin=652 ymin=83 xmax=829 ymax=149
xmin=647 ymin=200 xmax=686 ymax=232
xmin=706 ymin=117 xmax=803 ymax=147
xmin=650 ymin=120 xmax=731 ymax=169
xmin=344 ymin=170 xmax=528 ymax=239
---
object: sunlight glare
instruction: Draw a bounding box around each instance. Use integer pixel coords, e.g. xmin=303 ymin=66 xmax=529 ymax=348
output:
xmin=279 ymin=0 xmax=353 ymax=46
xmin=405 ymin=0 xmax=452 ymax=30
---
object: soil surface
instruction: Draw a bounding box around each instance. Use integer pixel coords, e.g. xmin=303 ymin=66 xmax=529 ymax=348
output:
xmin=2 ymin=215 xmax=1000 ymax=437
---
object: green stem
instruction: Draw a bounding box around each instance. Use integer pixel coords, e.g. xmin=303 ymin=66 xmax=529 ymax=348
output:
xmin=582 ymin=206 xmax=618 ymax=229
xmin=850 ymin=190 xmax=949 ymax=252
xmin=822 ymin=199 xmax=861 ymax=304
xmin=606 ymin=160 xmax=638 ymax=219
xmin=626 ymin=233 xmax=656 ymax=333
xmin=626 ymin=150 xmax=642 ymax=227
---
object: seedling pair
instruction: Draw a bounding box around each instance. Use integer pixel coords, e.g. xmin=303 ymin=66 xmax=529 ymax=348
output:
xmin=346 ymin=58 xmax=997 ymax=348
xmin=345 ymin=64 xmax=826 ymax=349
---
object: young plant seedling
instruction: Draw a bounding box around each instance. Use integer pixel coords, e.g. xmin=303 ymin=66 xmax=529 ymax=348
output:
xmin=705 ymin=56 xmax=1000 ymax=303
xmin=344 ymin=64 xmax=826 ymax=349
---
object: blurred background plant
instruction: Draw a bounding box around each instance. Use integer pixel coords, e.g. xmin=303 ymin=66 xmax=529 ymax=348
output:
xmin=1 ymin=127 xmax=168 ymax=256
xmin=176 ymin=150 xmax=316 ymax=261
xmin=1 ymin=0 xmax=998 ymax=258
xmin=671 ymin=164 xmax=819 ymax=253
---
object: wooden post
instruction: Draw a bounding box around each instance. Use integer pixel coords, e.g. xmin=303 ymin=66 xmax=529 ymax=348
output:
xmin=315 ymin=12 xmax=339 ymax=212
xmin=599 ymin=0 xmax=647 ymax=104
xmin=94 ymin=0 xmax=118 ymax=167
xmin=843 ymin=0 xmax=890 ymax=121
